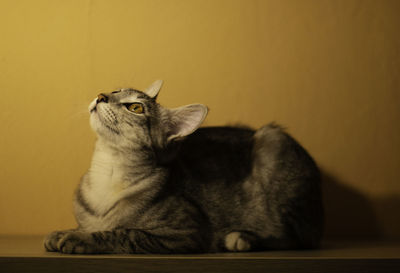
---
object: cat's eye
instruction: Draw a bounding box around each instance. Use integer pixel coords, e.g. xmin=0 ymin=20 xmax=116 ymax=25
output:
xmin=126 ymin=103 xmax=144 ymax=114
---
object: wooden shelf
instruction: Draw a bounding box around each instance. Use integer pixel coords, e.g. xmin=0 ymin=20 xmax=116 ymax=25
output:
xmin=1 ymin=235 xmax=399 ymax=273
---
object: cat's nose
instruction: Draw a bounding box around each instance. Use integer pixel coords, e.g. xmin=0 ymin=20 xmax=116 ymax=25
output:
xmin=97 ymin=93 xmax=108 ymax=103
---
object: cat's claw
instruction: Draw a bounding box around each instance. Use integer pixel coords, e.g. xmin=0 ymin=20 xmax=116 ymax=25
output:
xmin=225 ymin=232 xmax=251 ymax=252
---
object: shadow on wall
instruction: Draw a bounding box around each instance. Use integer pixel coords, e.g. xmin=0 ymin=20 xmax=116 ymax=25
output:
xmin=321 ymin=171 xmax=400 ymax=240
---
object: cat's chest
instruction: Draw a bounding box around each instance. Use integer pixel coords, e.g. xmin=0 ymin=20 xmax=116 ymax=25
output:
xmin=90 ymin=164 xmax=127 ymax=197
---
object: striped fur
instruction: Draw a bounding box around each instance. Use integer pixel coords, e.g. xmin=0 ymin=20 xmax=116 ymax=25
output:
xmin=44 ymin=81 xmax=323 ymax=254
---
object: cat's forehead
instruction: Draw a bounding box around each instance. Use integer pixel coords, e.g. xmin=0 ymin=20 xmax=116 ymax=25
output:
xmin=112 ymin=88 xmax=152 ymax=102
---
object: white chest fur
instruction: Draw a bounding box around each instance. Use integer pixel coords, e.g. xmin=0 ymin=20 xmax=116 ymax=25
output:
xmin=81 ymin=143 xmax=152 ymax=216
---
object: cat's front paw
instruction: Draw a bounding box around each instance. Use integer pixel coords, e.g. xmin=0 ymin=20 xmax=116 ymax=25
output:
xmin=44 ymin=230 xmax=71 ymax=252
xmin=57 ymin=231 xmax=94 ymax=254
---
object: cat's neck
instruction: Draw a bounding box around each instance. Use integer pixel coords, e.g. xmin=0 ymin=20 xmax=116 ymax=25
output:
xmin=88 ymin=138 xmax=161 ymax=192
xmin=91 ymin=139 xmax=154 ymax=170
xmin=83 ymin=139 xmax=164 ymax=217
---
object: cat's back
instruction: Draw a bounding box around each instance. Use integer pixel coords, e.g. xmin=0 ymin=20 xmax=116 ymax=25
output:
xmin=181 ymin=126 xmax=255 ymax=152
xmin=172 ymin=123 xmax=319 ymax=184
xmin=174 ymin=126 xmax=255 ymax=183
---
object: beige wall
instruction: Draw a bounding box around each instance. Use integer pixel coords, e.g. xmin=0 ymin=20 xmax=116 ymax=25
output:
xmin=0 ymin=0 xmax=399 ymax=238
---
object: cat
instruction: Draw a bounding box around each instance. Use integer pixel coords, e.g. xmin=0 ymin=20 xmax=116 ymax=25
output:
xmin=44 ymin=80 xmax=323 ymax=254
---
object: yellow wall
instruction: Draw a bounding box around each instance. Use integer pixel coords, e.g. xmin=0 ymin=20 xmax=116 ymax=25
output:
xmin=0 ymin=0 xmax=399 ymax=238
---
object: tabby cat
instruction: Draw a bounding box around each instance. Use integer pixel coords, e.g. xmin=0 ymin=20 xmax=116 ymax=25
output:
xmin=44 ymin=80 xmax=323 ymax=254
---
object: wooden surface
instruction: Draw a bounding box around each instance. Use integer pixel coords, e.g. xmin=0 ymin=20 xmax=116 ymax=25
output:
xmin=0 ymin=236 xmax=400 ymax=273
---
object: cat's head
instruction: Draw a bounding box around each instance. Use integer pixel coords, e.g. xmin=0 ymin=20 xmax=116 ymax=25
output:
xmin=88 ymin=80 xmax=208 ymax=152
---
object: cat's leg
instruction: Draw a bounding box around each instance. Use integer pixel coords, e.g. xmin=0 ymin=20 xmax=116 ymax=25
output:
xmin=56 ymin=230 xmax=117 ymax=254
xmin=44 ymin=229 xmax=131 ymax=254
xmin=224 ymin=231 xmax=261 ymax=252
xmin=45 ymin=228 xmax=204 ymax=254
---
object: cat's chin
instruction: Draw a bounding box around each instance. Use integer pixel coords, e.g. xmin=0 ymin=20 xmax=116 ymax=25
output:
xmin=90 ymin=114 xmax=111 ymax=139
xmin=89 ymin=112 xmax=99 ymax=131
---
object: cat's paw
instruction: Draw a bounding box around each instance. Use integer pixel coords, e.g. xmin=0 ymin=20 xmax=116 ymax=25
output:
xmin=44 ymin=230 xmax=71 ymax=252
xmin=57 ymin=231 xmax=93 ymax=254
xmin=224 ymin=232 xmax=251 ymax=252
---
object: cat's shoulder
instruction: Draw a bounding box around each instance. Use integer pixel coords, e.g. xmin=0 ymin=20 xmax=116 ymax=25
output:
xmin=177 ymin=123 xmax=288 ymax=153
xmin=189 ymin=125 xmax=255 ymax=141
xmin=188 ymin=123 xmax=286 ymax=141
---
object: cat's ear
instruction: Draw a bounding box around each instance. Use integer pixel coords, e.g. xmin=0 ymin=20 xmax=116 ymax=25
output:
xmin=144 ymin=80 xmax=163 ymax=98
xmin=166 ymin=104 xmax=208 ymax=141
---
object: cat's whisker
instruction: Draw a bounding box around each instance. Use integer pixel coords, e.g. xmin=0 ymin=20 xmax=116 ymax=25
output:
xmin=65 ymin=104 xmax=92 ymax=120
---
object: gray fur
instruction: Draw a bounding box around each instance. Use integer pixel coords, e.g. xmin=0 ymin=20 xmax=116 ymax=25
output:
xmin=44 ymin=82 xmax=323 ymax=254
